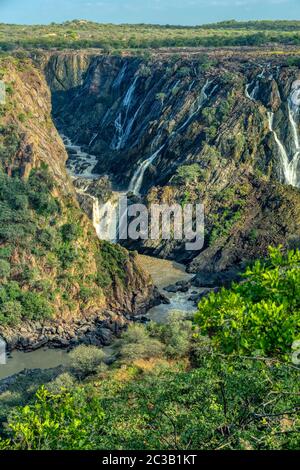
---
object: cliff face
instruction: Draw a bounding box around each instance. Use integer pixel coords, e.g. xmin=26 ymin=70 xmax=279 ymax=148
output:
xmin=44 ymin=50 xmax=300 ymax=273
xmin=0 ymin=56 xmax=159 ymax=350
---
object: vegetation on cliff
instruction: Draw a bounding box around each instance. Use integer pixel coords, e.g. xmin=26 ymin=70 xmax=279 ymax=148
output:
xmin=0 ymin=56 xmax=155 ymax=333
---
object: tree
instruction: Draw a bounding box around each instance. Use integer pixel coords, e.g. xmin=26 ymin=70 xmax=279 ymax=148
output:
xmin=69 ymin=345 xmax=107 ymax=379
xmin=0 ymin=259 xmax=10 ymax=279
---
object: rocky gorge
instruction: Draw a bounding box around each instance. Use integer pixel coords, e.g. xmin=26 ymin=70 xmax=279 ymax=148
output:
xmin=0 ymin=46 xmax=300 ymax=355
xmin=42 ymin=48 xmax=300 ymax=272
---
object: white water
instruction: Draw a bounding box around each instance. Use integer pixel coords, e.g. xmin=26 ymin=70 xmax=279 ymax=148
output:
xmin=63 ymin=135 xmax=99 ymax=178
xmin=111 ymin=75 xmax=139 ymax=151
xmin=138 ymin=255 xmax=205 ymax=323
xmin=245 ymin=68 xmax=266 ymax=101
xmin=266 ymin=80 xmax=300 ymax=187
xmin=245 ymin=81 xmax=260 ymax=101
xmin=177 ymin=79 xmax=214 ymax=132
xmin=63 ymin=134 xmax=121 ymax=240
xmin=88 ymin=132 xmax=98 ymax=148
xmin=113 ymin=62 xmax=128 ymax=89
xmin=268 ymin=110 xmax=300 ymax=187
xmin=128 ymin=145 xmax=165 ymax=195
xmin=246 ymin=72 xmax=300 ymax=187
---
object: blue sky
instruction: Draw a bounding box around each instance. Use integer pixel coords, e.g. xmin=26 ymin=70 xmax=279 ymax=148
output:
xmin=0 ymin=0 xmax=299 ymax=25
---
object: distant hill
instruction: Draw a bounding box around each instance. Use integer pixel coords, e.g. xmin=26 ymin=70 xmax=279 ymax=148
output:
xmin=1 ymin=20 xmax=300 ymax=51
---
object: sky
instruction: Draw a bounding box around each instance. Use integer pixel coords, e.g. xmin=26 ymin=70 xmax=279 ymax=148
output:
xmin=0 ymin=0 xmax=299 ymax=26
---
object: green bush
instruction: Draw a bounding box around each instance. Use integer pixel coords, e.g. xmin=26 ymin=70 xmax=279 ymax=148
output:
xmin=60 ymin=223 xmax=82 ymax=242
xmin=0 ymin=300 xmax=22 ymax=325
xmin=147 ymin=311 xmax=193 ymax=358
xmin=2 ymin=355 xmax=299 ymax=450
xmin=195 ymin=247 xmax=300 ymax=359
xmin=69 ymin=345 xmax=107 ymax=379
xmin=0 ymin=259 xmax=10 ymax=279
xmin=173 ymin=164 xmax=203 ymax=186
xmin=21 ymin=291 xmax=53 ymax=321
xmin=4 ymin=386 xmax=105 ymax=450
xmin=47 ymin=373 xmax=76 ymax=394
xmin=120 ymin=324 xmax=164 ymax=362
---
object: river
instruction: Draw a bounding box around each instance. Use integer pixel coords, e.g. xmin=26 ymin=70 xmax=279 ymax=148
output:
xmin=0 ymin=255 xmax=197 ymax=380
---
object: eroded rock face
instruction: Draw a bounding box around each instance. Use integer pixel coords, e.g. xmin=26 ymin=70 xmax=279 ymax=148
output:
xmin=0 ymin=57 xmax=161 ymax=350
xmin=42 ymin=50 xmax=300 ymax=273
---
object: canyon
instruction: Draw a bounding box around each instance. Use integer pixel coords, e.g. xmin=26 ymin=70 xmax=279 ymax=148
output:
xmin=0 ymin=47 xmax=300 ymax=358
xmin=43 ymin=48 xmax=300 ymax=271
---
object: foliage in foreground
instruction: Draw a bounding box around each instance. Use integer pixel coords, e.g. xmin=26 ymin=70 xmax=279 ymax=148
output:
xmin=0 ymin=248 xmax=299 ymax=451
xmin=195 ymin=247 xmax=300 ymax=359
xmin=0 ymin=354 xmax=299 ymax=450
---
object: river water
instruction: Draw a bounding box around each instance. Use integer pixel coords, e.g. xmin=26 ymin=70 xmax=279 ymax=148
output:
xmin=0 ymin=255 xmax=197 ymax=379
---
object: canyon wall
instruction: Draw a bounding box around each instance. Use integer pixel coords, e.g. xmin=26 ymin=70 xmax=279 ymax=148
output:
xmin=42 ymin=50 xmax=300 ymax=274
xmin=0 ymin=56 xmax=160 ymax=350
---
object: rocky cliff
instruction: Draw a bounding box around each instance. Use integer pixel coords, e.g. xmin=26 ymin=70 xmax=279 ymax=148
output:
xmin=0 ymin=56 xmax=160 ymax=350
xmin=41 ymin=49 xmax=300 ymax=275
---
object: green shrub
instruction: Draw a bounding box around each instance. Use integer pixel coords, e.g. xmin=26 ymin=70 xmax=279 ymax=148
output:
xmin=21 ymin=291 xmax=53 ymax=321
xmin=60 ymin=223 xmax=82 ymax=242
xmin=147 ymin=311 xmax=193 ymax=358
xmin=4 ymin=386 xmax=105 ymax=450
xmin=120 ymin=324 xmax=164 ymax=362
xmin=69 ymin=345 xmax=107 ymax=379
xmin=2 ymin=355 xmax=299 ymax=450
xmin=0 ymin=300 xmax=22 ymax=325
xmin=195 ymin=247 xmax=300 ymax=359
xmin=174 ymin=164 xmax=203 ymax=185
xmin=0 ymin=259 xmax=10 ymax=279
xmin=47 ymin=373 xmax=76 ymax=394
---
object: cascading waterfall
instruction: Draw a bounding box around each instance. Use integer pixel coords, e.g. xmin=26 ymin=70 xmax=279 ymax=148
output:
xmin=245 ymin=68 xmax=266 ymax=101
xmin=177 ymin=79 xmax=214 ymax=132
xmin=93 ymin=197 xmax=119 ymax=242
xmin=113 ymin=62 xmax=128 ymax=89
xmin=128 ymin=145 xmax=165 ymax=195
xmin=245 ymin=71 xmax=300 ymax=187
xmin=267 ymin=80 xmax=300 ymax=187
xmin=62 ymin=134 xmax=121 ymax=241
xmin=88 ymin=133 xmax=98 ymax=147
xmin=267 ymin=112 xmax=291 ymax=184
xmin=111 ymin=75 xmax=139 ymax=150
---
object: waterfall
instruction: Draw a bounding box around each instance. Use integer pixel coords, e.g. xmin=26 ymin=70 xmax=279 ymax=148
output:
xmin=62 ymin=134 xmax=119 ymax=241
xmin=245 ymin=68 xmax=266 ymax=101
xmin=111 ymin=75 xmax=139 ymax=150
xmin=128 ymin=145 xmax=165 ymax=195
xmin=288 ymin=80 xmax=300 ymax=151
xmin=177 ymin=79 xmax=214 ymax=132
xmin=267 ymin=80 xmax=300 ymax=187
xmin=113 ymin=62 xmax=127 ymax=89
xmin=88 ymin=133 xmax=98 ymax=147
xmin=0 ymin=336 xmax=6 ymax=365
xmin=123 ymin=75 xmax=139 ymax=107
xmin=245 ymin=80 xmax=260 ymax=101
xmin=268 ymin=112 xmax=298 ymax=186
